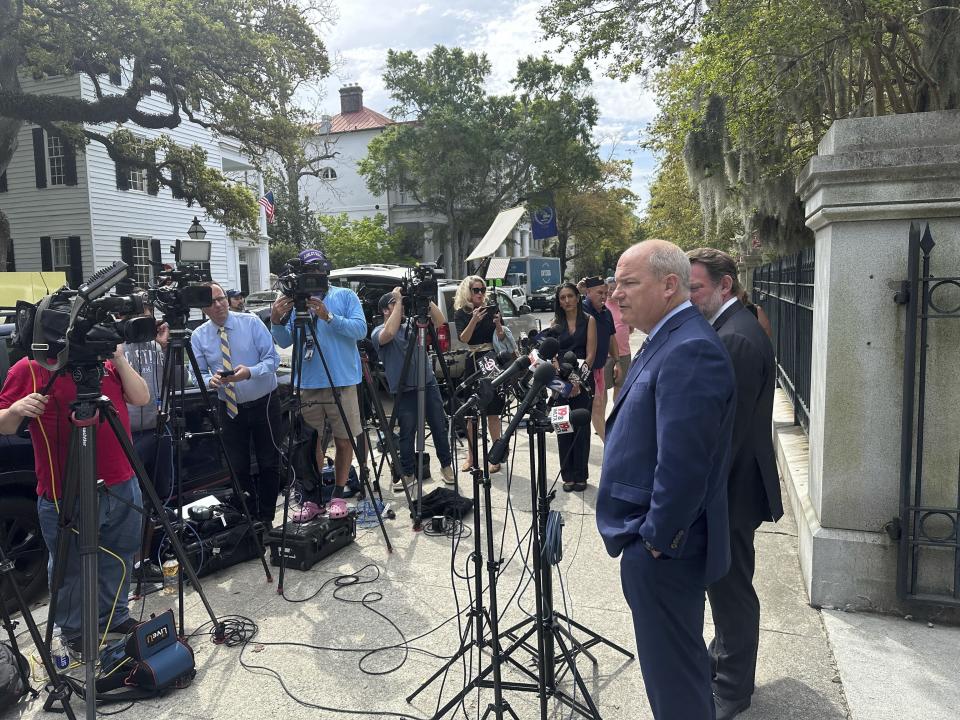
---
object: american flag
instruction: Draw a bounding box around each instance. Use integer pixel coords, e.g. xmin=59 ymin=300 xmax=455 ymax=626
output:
xmin=258 ymin=191 xmax=275 ymax=223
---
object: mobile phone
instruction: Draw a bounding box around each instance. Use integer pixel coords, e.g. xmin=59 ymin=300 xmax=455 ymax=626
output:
xmin=217 ymin=369 xmax=236 ymax=378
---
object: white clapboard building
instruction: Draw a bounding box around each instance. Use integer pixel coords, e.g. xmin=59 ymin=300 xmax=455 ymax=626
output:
xmin=0 ymin=72 xmax=269 ymax=294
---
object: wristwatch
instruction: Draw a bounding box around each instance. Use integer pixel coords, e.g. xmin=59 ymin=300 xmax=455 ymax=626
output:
xmin=324 ymin=314 xmax=334 ymax=324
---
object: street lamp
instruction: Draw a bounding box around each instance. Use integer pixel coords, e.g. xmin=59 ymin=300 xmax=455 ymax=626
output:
xmin=187 ymin=216 xmax=206 ymax=241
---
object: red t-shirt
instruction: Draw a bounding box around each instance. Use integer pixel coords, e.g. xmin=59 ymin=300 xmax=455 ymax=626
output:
xmin=0 ymin=357 xmax=134 ymax=499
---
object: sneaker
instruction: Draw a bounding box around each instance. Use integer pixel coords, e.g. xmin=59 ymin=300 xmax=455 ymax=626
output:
xmin=133 ymin=561 xmax=163 ymax=584
xmin=393 ymin=475 xmax=414 ymax=494
xmin=105 ymin=617 xmax=139 ymax=635
xmin=440 ymin=466 xmax=455 ymax=485
xmin=292 ymin=501 xmax=323 ymax=523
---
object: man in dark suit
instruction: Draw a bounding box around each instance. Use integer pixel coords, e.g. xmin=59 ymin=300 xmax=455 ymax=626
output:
xmin=597 ymin=239 xmax=737 ymax=720
xmin=688 ymin=248 xmax=784 ymax=720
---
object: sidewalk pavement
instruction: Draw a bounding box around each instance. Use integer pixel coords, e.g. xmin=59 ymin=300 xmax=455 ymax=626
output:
xmin=6 ymin=329 xmax=956 ymax=719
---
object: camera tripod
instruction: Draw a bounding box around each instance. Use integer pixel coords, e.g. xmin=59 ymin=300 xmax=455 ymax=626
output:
xmin=387 ymin=302 xmax=458 ymax=530
xmin=356 ymin=341 xmax=410 ymax=513
xmin=1 ymin=541 xmax=74 ymax=718
xmin=275 ymin=301 xmax=392 ymax=595
xmin=144 ymin=315 xmax=273 ymax=630
xmin=43 ymin=362 xmax=225 ymax=720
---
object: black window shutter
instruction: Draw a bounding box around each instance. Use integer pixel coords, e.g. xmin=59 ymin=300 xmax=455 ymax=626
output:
xmin=120 ymin=236 xmax=134 ymax=272
xmin=150 ymin=238 xmax=162 ymax=268
xmin=146 ymin=150 xmax=160 ymax=195
xmin=5 ymin=241 xmax=14 ymax=271
xmin=33 ymin=128 xmax=47 ymax=189
xmin=115 ymin=158 xmax=130 ymax=191
xmin=67 ymin=236 xmax=82 ymax=288
xmin=0 ymin=171 xmax=7 ymax=192
xmin=40 ymin=236 xmax=52 ymax=271
xmin=63 ymin=139 xmax=78 ymax=186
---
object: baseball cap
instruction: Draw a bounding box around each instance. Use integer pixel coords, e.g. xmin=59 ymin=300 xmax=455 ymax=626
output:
xmin=226 ymin=289 xmax=243 ymax=299
xmin=583 ymin=276 xmax=605 ymax=289
xmin=378 ymin=292 xmax=398 ymax=313
xmin=298 ymin=248 xmax=328 ymax=266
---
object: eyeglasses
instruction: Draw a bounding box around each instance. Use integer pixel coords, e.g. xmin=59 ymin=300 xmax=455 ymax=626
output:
xmin=471 ymin=287 xmax=486 ymax=294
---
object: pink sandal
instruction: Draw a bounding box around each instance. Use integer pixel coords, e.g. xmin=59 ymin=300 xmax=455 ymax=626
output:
xmin=292 ymin=501 xmax=323 ymax=523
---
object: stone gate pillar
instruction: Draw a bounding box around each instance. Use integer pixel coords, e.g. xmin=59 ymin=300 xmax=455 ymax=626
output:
xmin=793 ymin=110 xmax=960 ymax=611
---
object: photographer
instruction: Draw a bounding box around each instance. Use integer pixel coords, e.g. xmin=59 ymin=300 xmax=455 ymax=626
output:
xmin=453 ymin=276 xmax=506 ymax=474
xmin=191 ymin=283 xmax=282 ymax=525
xmin=0 ymin=345 xmax=150 ymax=653
xmin=371 ymin=288 xmax=455 ymax=493
xmin=270 ymin=249 xmax=367 ymax=500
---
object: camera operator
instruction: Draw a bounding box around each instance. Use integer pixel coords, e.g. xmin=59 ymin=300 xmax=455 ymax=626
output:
xmin=227 ymin=289 xmax=247 ymax=313
xmin=118 ymin=297 xmax=173 ymax=498
xmin=372 ymin=288 xmax=455 ymax=493
xmin=191 ymin=282 xmax=282 ymax=525
xmin=0 ymin=344 xmax=150 ymax=653
xmin=270 ymin=249 xmax=367 ymax=500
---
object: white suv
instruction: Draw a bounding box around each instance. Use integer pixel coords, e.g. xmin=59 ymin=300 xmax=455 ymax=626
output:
xmin=328 ymin=264 xmax=541 ymax=378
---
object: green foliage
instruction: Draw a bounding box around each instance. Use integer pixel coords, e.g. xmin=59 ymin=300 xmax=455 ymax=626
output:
xmin=359 ymin=46 xmax=600 ymax=273
xmin=542 ymin=0 xmax=960 ymax=254
xmin=317 ymin=213 xmax=412 ymax=270
xmin=269 ymin=240 xmax=300 ymax=275
xmin=0 ymin=0 xmax=330 ymax=235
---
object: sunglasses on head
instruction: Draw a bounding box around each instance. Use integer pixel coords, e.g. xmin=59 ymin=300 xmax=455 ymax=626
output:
xmin=471 ymin=287 xmax=486 ymax=294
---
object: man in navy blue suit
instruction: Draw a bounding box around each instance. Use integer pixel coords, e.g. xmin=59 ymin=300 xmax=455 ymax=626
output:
xmin=597 ymin=239 xmax=737 ymax=720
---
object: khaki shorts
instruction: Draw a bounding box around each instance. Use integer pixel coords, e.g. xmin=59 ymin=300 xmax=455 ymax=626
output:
xmin=301 ymin=385 xmax=361 ymax=440
xmin=604 ymin=355 xmax=630 ymax=389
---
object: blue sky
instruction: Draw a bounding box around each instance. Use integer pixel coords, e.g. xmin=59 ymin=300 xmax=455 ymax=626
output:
xmin=316 ymin=0 xmax=658 ymax=211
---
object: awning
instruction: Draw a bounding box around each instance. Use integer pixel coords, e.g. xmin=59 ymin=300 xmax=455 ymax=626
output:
xmin=465 ymin=206 xmax=526 ymax=262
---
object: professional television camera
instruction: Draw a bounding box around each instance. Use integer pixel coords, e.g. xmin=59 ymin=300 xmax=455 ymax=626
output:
xmin=278 ymin=254 xmax=332 ymax=309
xmin=11 ymin=260 xmax=157 ymax=370
xmin=148 ymin=238 xmax=214 ymax=324
xmin=400 ymin=263 xmax=438 ymax=318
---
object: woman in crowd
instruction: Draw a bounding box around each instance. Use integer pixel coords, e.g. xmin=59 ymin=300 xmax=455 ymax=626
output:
xmin=548 ymin=282 xmax=596 ymax=492
xmin=454 ymin=276 xmax=507 ymax=473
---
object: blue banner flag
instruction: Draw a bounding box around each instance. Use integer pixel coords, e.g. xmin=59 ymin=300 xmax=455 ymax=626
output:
xmin=531 ymin=205 xmax=558 ymax=241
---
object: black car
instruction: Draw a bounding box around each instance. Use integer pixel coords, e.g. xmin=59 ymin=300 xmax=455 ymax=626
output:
xmin=528 ymin=285 xmax=557 ymax=312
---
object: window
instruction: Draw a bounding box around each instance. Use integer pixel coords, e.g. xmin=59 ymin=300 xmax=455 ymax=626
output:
xmin=53 ymin=238 xmax=71 ymax=272
xmin=321 ymin=167 xmax=337 ymax=180
xmin=128 ymin=166 xmax=147 ymax=192
xmin=47 ymin=135 xmax=65 ymax=186
xmin=130 ymin=237 xmax=151 ymax=287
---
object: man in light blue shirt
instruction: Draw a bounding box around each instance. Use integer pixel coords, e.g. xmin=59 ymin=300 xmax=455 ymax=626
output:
xmin=192 ymin=283 xmax=282 ymax=523
xmin=270 ymin=249 xmax=367 ymax=499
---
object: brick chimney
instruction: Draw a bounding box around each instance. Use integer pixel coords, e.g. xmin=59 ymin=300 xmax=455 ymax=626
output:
xmin=339 ymin=85 xmax=363 ymax=114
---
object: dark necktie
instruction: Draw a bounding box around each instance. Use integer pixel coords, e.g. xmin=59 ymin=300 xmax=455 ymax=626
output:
xmin=633 ymin=336 xmax=651 ymax=364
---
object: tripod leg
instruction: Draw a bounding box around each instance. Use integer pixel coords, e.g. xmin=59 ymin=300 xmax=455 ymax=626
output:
xmin=183 ymin=342 xmax=273 ymax=583
xmin=101 ymin=404 xmax=223 ymax=635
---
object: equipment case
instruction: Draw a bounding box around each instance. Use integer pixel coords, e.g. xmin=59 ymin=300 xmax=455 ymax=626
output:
xmin=266 ymin=513 xmax=356 ymax=571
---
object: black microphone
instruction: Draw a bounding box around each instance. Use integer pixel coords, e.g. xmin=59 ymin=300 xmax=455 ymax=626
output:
xmin=488 ymin=363 xmax=557 ymax=465
xmin=489 ymin=333 xmax=560 ymax=391
xmin=562 ymin=351 xmax=578 ymax=367
xmin=495 ymin=349 xmax=516 ymax=368
xmin=569 ymin=408 xmax=592 ymax=427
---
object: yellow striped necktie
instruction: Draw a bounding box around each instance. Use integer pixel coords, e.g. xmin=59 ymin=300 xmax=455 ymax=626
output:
xmin=219 ymin=326 xmax=239 ymax=418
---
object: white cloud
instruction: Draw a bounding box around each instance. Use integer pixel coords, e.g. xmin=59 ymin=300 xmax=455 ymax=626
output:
xmin=318 ymin=0 xmax=660 ymax=200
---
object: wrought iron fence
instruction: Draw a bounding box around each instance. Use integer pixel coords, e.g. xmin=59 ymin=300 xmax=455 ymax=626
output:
xmin=752 ymin=248 xmax=815 ymax=432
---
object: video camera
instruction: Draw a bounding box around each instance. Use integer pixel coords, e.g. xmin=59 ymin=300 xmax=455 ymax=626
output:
xmin=400 ymin=264 xmax=439 ymax=317
xmin=12 ymin=261 xmax=158 ymax=370
xmin=278 ymin=256 xmax=332 ymax=307
xmin=149 ymin=239 xmax=214 ymax=322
